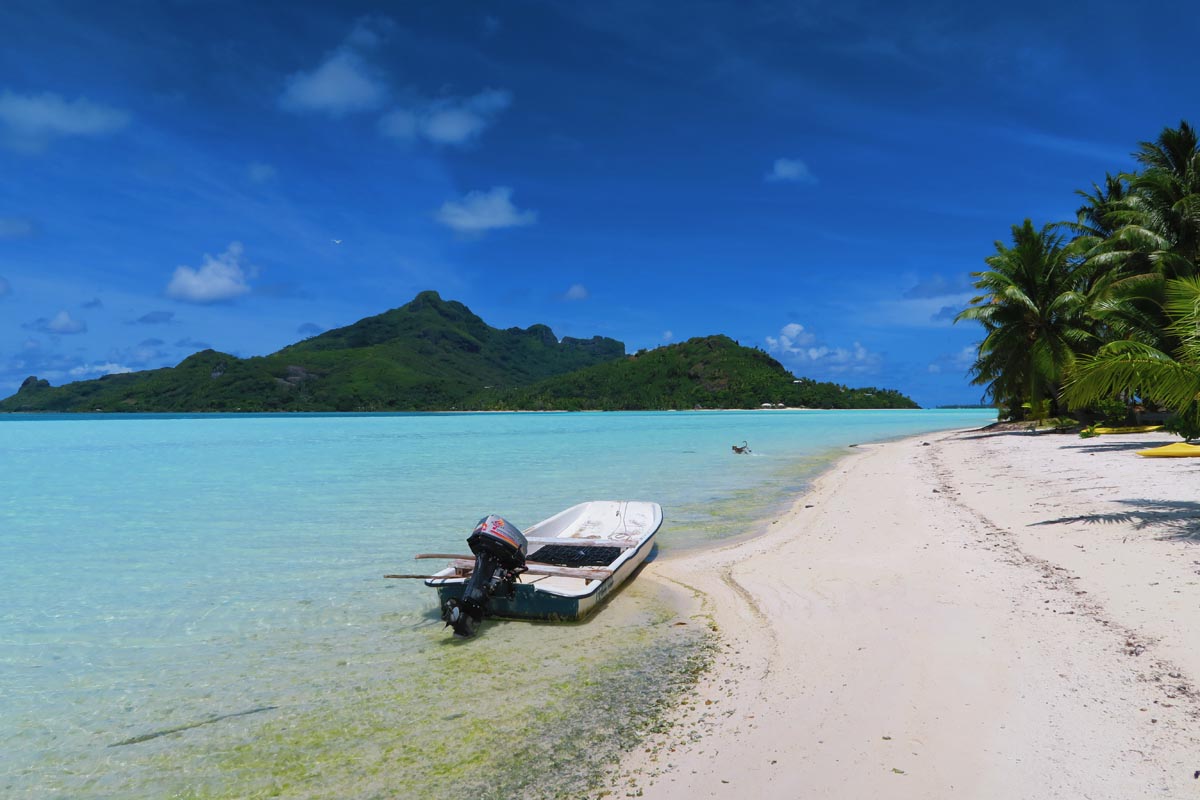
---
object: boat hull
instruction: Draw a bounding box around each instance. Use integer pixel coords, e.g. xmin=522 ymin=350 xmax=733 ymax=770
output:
xmin=427 ymin=501 xmax=660 ymax=622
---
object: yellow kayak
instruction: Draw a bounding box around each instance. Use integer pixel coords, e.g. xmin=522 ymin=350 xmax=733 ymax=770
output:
xmin=1137 ymin=443 xmax=1200 ymax=458
xmin=1095 ymin=425 xmax=1163 ymax=434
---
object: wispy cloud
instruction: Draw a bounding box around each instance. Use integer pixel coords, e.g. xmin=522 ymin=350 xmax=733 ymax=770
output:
xmin=166 ymin=242 xmax=254 ymax=304
xmin=345 ymin=15 xmax=396 ymax=49
xmin=903 ymin=273 xmax=973 ymax=299
xmin=1007 ymin=127 xmax=1131 ymax=165
xmin=563 ymin=283 xmax=589 ymax=301
xmin=765 ymin=321 xmax=881 ymax=374
xmin=0 ymin=90 xmax=129 ymax=151
xmin=379 ymin=89 xmax=512 ymax=146
xmin=82 ymin=297 xmax=102 ymax=309
xmin=435 ymin=186 xmax=537 ymax=233
xmin=765 ymin=157 xmax=817 ymax=184
xmin=109 ymin=338 xmax=172 ymax=368
xmin=927 ymin=345 xmax=976 ymax=374
xmin=0 ymin=217 xmax=35 ymax=238
xmin=930 ymin=305 xmax=959 ymax=322
xmin=134 ymin=310 xmax=176 ymax=324
xmin=69 ymin=361 xmax=133 ymax=378
xmin=24 ymin=310 xmax=87 ymax=335
xmin=247 ymin=161 xmax=277 ymax=183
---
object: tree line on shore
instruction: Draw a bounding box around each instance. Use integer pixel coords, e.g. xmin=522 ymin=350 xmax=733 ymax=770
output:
xmin=957 ymin=121 xmax=1200 ymax=438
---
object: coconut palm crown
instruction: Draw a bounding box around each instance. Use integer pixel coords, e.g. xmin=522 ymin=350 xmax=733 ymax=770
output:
xmin=956 ymin=219 xmax=1098 ymax=419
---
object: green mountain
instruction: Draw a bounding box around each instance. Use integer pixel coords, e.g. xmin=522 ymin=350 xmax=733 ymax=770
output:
xmin=1 ymin=293 xmax=918 ymax=412
xmin=0 ymin=291 xmax=625 ymax=412
xmin=466 ymin=335 xmax=918 ymax=411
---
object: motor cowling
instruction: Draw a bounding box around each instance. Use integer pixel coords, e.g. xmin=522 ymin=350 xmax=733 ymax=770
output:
xmin=442 ymin=515 xmax=527 ymax=637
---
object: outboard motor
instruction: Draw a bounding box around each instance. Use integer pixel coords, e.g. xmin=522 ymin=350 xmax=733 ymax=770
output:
xmin=443 ymin=514 xmax=527 ymax=637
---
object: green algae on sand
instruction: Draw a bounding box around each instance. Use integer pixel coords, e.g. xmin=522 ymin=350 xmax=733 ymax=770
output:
xmin=115 ymin=580 xmax=714 ymax=800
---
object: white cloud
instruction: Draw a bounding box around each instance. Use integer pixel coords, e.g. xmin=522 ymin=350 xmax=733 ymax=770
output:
xmin=663 ymin=330 xmax=674 ymax=342
xmin=279 ymin=49 xmax=388 ymax=116
xmin=564 ymin=283 xmax=589 ymax=300
xmin=766 ymin=322 xmax=816 ymax=351
xmin=69 ymin=362 xmax=133 ymax=378
xmin=379 ymin=89 xmax=512 ymax=146
xmin=765 ymin=157 xmax=817 ymax=184
xmin=0 ymin=90 xmax=129 ymax=150
xmin=0 ymin=217 xmax=35 ymax=238
xmin=435 ymin=186 xmax=537 ymax=233
xmin=166 ymin=242 xmax=254 ymax=303
xmin=247 ymin=162 xmax=277 ymax=183
xmin=765 ymin=321 xmax=880 ymax=374
xmin=26 ymin=310 xmax=87 ymax=335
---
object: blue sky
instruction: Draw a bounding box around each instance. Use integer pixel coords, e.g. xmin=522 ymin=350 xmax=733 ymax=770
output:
xmin=0 ymin=1 xmax=1196 ymax=407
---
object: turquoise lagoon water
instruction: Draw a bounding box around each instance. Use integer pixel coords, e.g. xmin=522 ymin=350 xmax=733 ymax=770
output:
xmin=0 ymin=409 xmax=992 ymax=798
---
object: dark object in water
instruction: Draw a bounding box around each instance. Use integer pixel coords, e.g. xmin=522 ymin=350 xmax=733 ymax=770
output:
xmin=731 ymin=440 xmax=751 ymax=454
xmin=108 ymin=706 xmax=277 ymax=747
xmin=442 ymin=514 xmax=527 ymax=637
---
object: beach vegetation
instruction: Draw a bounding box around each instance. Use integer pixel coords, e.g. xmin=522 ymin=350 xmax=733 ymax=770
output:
xmin=1064 ymin=277 xmax=1200 ymax=433
xmin=959 ymin=121 xmax=1200 ymax=433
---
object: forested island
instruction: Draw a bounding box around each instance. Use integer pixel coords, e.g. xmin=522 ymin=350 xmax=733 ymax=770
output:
xmin=1 ymin=291 xmax=917 ymax=413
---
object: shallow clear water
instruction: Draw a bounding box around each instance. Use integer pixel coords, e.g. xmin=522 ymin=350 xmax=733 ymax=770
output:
xmin=0 ymin=409 xmax=992 ymax=798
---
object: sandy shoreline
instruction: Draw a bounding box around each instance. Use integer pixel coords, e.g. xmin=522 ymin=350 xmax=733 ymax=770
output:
xmin=607 ymin=427 xmax=1200 ymax=799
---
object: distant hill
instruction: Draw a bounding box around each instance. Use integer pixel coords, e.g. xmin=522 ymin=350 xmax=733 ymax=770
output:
xmin=0 ymin=291 xmax=624 ymax=412
xmin=466 ymin=335 xmax=918 ymax=411
xmin=1 ymin=293 xmax=918 ymax=412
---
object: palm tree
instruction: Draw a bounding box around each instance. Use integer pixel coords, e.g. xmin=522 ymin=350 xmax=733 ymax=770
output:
xmin=1075 ymin=123 xmax=1200 ymax=355
xmin=1074 ymin=173 xmax=1129 ymax=243
xmin=956 ymin=219 xmax=1098 ymax=419
xmin=1064 ymin=276 xmax=1200 ymax=437
xmin=1090 ymin=121 xmax=1200 ymax=281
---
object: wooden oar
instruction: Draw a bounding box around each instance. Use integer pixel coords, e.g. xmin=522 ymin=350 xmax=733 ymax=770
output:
xmin=384 ymin=574 xmax=445 ymax=579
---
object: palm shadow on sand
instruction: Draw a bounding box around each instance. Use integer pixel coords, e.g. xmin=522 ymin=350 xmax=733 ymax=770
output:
xmin=1031 ymin=498 xmax=1200 ymax=541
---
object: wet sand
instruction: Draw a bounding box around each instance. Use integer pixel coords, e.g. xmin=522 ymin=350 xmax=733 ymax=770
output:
xmin=607 ymin=428 xmax=1200 ymax=799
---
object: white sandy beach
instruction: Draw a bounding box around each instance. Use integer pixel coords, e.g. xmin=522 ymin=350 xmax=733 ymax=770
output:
xmin=607 ymin=428 xmax=1200 ymax=799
